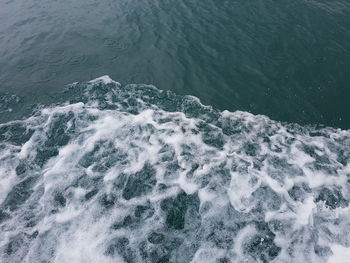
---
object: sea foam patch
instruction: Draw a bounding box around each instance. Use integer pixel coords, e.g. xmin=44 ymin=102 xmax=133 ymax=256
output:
xmin=0 ymin=77 xmax=349 ymax=263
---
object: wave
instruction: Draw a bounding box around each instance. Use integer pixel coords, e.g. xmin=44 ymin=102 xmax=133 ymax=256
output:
xmin=0 ymin=76 xmax=349 ymax=263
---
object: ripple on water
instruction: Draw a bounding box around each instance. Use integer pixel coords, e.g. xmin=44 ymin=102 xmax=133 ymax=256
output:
xmin=40 ymin=48 xmax=69 ymax=65
xmin=30 ymin=68 xmax=57 ymax=83
xmin=125 ymin=73 xmax=154 ymax=85
xmin=103 ymin=38 xmax=131 ymax=51
xmin=67 ymin=54 xmax=87 ymax=66
xmin=16 ymin=57 xmax=37 ymax=70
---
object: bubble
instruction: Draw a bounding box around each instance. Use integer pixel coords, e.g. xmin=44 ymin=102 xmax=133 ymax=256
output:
xmin=0 ymin=76 xmax=349 ymax=263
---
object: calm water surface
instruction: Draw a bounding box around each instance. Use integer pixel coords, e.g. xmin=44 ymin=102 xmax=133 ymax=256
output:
xmin=1 ymin=0 xmax=350 ymax=127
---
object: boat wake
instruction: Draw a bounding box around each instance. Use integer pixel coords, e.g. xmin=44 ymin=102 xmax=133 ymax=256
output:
xmin=0 ymin=76 xmax=349 ymax=262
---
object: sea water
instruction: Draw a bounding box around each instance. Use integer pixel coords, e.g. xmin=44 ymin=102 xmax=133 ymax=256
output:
xmin=0 ymin=77 xmax=349 ymax=262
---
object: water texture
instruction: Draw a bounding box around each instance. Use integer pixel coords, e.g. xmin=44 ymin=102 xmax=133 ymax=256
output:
xmin=1 ymin=0 xmax=350 ymax=127
xmin=0 ymin=77 xmax=349 ymax=262
xmin=1 ymin=0 xmax=350 ymax=262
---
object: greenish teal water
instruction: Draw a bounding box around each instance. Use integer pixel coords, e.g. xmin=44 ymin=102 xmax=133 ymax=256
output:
xmin=0 ymin=0 xmax=350 ymax=127
xmin=1 ymin=1 xmax=350 ymax=262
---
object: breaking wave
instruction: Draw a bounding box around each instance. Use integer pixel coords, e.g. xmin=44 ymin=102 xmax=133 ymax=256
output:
xmin=0 ymin=76 xmax=349 ymax=263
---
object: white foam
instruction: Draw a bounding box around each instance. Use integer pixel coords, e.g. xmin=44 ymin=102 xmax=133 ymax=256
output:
xmin=0 ymin=77 xmax=349 ymax=263
xmin=228 ymin=171 xmax=261 ymax=213
xmin=327 ymin=244 xmax=350 ymax=263
xmin=233 ymin=224 xmax=257 ymax=259
xmin=55 ymin=206 xmax=82 ymax=223
xmin=296 ymin=196 xmax=316 ymax=226
xmin=88 ymin=75 xmax=118 ymax=85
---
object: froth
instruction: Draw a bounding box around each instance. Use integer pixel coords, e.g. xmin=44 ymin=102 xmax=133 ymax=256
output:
xmin=0 ymin=77 xmax=349 ymax=262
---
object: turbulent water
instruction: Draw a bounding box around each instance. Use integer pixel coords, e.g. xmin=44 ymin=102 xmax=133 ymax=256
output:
xmin=0 ymin=77 xmax=349 ymax=262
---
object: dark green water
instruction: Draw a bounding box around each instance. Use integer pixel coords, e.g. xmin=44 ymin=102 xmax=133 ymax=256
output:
xmin=1 ymin=0 xmax=350 ymax=127
xmin=1 ymin=1 xmax=350 ymax=262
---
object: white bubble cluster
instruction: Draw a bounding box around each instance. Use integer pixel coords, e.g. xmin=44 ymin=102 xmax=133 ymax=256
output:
xmin=0 ymin=76 xmax=349 ymax=263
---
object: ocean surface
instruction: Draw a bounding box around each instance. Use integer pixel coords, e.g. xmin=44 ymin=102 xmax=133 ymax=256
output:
xmin=0 ymin=0 xmax=350 ymax=262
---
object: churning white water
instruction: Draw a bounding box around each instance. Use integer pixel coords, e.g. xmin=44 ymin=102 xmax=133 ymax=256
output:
xmin=0 ymin=76 xmax=349 ymax=263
